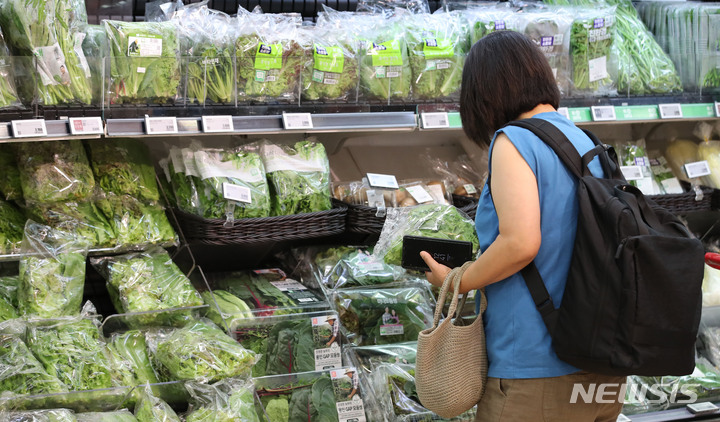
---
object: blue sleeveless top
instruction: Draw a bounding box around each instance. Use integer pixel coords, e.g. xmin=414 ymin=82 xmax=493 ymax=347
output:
xmin=475 ymin=112 xmax=604 ymax=379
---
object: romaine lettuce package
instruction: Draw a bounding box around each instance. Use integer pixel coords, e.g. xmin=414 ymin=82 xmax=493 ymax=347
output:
xmin=0 ymin=334 xmax=68 ymax=396
xmin=26 ymin=200 xmax=117 ymax=249
xmin=134 ymin=383 xmax=180 ymax=422
xmin=166 ymin=146 xmax=201 ymax=214
xmin=0 ymin=200 xmax=26 ymax=255
xmin=372 ymin=204 xmax=479 ymax=266
xmin=85 ymin=139 xmax=160 ymax=202
xmin=90 ymin=247 xmax=203 ymax=326
xmin=301 ymin=26 xmax=359 ymax=102
xmin=234 ymin=312 xmax=342 ymax=378
xmin=193 ymin=146 xmax=271 ymax=221
xmin=0 ymin=144 xmax=22 ymax=200
xmin=235 ymin=9 xmax=305 ymax=102
xmin=75 ymin=411 xmax=137 ymax=422
xmin=18 ymin=222 xmax=89 ymax=318
xmin=107 ymin=331 xmax=159 ymax=389
xmin=104 ymin=20 xmax=181 ymax=104
xmin=520 ymin=9 xmax=573 ymax=96
xmin=2 ymin=409 xmax=78 ymax=422
xmin=207 ymin=268 xmax=329 ymax=317
xmin=95 ymin=195 xmax=177 ymax=248
xmin=405 ymin=12 xmax=466 ymax=101
xmin=201 ymin=289 xmax=253 ymax=331
xmin=26 ymin=317 xmax=113 ymax=391
xmin=184 ymin=378 xmax=259 ymax=422
xmin=332 ymin=285 xmax=434 ymax=346
xmin=260 ymin=140 xmax=332 ymax=216
xmin=148 ymin=319 xmax=257 ymax=383
xmin=16 ymin=140 xmax=95 ymax=203
xmin=81 ymin=24 xmax=108 ymax=105
xmin=358 ymin=18 xmax=412 ymax=102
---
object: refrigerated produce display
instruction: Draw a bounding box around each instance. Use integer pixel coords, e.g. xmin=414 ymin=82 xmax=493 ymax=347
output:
xmin=0 ymin=0 xmax=719 ymax=421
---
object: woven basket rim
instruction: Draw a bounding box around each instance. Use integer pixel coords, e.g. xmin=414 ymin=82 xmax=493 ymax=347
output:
xmin=174 ymin=200 xmax=348 ymax=224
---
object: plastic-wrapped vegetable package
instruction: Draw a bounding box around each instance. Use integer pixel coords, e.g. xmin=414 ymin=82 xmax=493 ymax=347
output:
xmin=332 ymin=284 xmax=434 ymax=346
xmin=134 ymin=383 xmax=181 ymax=422
xmin=465 ymin=6 xmax=520 ymax=45
xmin=26 ymin=316 xmax=113 ymax=391
xmin=201 ymin=289 xmax=253 ymax=332
xmin=90 ymin=247 xmax=203 ymax=326
xmin=647 ymin=151 xmax=683 ymax=195
xmin=235 ymin=9 xmax=305 ymax=103
xmin=699 ymin=6 xmax=720 ymax=92
xmin=0 ymin=144 xmax=22 ymax=200
xmin=621 ymin=376 xmax=669 ymax=415
xmin=301 ymin=26 xmax=359 ymax=102
xmin=166 ymin=146 xmax=201 ymax=214
xmin=183 ymin=378 xmax=259 ymax=422
xmin=618 ymin=139 xmax=661 ymax=195
xmin=81 ymin=25 xmax=108 ymax=105
xmin=17 ymin=140 xmax=95 ymax=203
xmin=658 ymin=358 xmax=720 ymax=403
xmin=519 ymin=8 xmax=573 ymax=96
xmin=26 ymin=201 xmax=117 ymax=249
xmin=106 ymin=331 xmax=159 ymax=389
xmin=356 ymin=0 xmax=430 ymax=16
xmin=0 ymin=294 xmax=18 ymax=321
xmin=86 ymin=139 xmax=160 ymax=202
xmin=665 ymin=138 xmax=708 ymax=186
xmin=346 ymin=342 xmax=418 ymax=374
xmin=0 ymin=275 xmax=19 ymax=321
xmin=207 ymin=268 xmax=329 ymax=317
xmin=372 ymin=204 xmax=479 ymax=266
xmin=104 ymin=20 xmax=181 ymax=104
xmin=0 ymin=200 xmax=26 ymax=255
xmin=2 ymin=409 xmax=78 ymax=422
xmin=75 ymin=411 xmax=137 ymax=422
xmin=695 ymin=122 xmax=720 ymax=189
xmin=18 ymin=222 xmax=89 ymax=318
xmin=0 ymin=334 xmax=67 ymax=396
xmin=254 ymin=368 xmax=368 ymax=422
xmin=260 ymin=139 xmax=332 ymax=216
xmin=703 ymin=263 xmax=720 ymax=307
xmin=358 ymin=17 xmax=412 ymax=102
xmin=95 ymin=195 xmax=177 ymax=248
xmin=404 ymin=12 xmax=466 ymax=101
xmin=0 ymin=0 xmax=92 ymax=105
xmin=234 ymin=311 xmax=342 ymax=378
xmin=147 ymin=319 xmax=257 ymax=383
xmin=194 ymin=146 xmax=271 ymax=221
xmin=0 ymin=26 xmax=21 ymax=108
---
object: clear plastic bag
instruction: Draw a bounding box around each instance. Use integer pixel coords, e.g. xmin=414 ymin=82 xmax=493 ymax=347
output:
xmin=2 ymin=409 xmax=78 ymax=422
xmin=17 ymin=140 xmax=95 ymax=203
xmin=332 ymin=284 xmax=435 ymax=346
xmin=695 ymin=122 xmax=720 ymax=189
xmin=86 ymin=139 xmax=160 ymax=202
xmin=106 ymin=330 xmax=160 ymax=390
xmin=0 ymin=200 xmax=26 ymax=255
xmin=134 ymin=383 xmax=181 ymax=422
xmin=464 ymin=6 xmax=520 ymax=45
xmin=358 ymin=17 xmax=412 ymax=102
xmin=665 ymin=138 xmax=707 ymax=186
xmin=0 ymin=144 xmax=22 ymax=200
xmin=81 ymin=24 xmax=108 ymax=106
xmin=0 ymin=26 xmax=21 ymax=109
xmin=0 ymin=334 xmax=68 ymax=396
xmin=565 ymin=6 xmax=618 ymax=96
xmin=184 ymin=377 xmax=259 ymax=422
xmin=90 ymin=247 xmax=203 ymax=327
xmin=26 ymin=200 xmax=118 ymax=249
xmin=618 ymin=139 xmax=662 ymax=195
xmin=75 ymin=410 xmax=137 ymax=422
xmin=95 ymin=194 xmax=177 ymax=248
xmin=167 ymin=146 xmax=201 ymax=214
xmin=356 ymin=0 xmax=430 ymax=16
xmin=301 ymin=26 xmax=359 ymax=102
xmin=260 ymin=139 xmax=332 ymax=216
xmin=18 ymin=222 xmax=89 ymax=318
xmin=647 ymin=150 xmax=683 ymax=195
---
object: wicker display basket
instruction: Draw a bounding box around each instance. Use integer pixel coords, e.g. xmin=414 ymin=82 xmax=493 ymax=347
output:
xmin=172 ymin=200 xmax=348 ymax=245
xmin=648 ymin=187 xmax=718 ymax=215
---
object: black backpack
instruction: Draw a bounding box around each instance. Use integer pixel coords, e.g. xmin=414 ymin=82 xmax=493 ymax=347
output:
xmin=505 ymin=118 xmax=704 ymax=376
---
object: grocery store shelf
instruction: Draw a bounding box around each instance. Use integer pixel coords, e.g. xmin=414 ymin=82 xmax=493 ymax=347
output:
xmin=623 ymin=404 xmax=720 ymax=421
xmin=0 ymin=242 xmax=178 ymax=263
xmin=0 ymin=119 xmax=103 ymax=143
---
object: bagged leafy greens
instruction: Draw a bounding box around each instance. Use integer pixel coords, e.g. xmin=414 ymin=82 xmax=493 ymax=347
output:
xmin=18 ymin=222 xmax=89 ymax=318
xmin=235 ymin=9 xmax=305 ymax=102
xmin=618 ymin=139 xmax=661 ymax=195
xmin=332 ymin=284 xmax=434 ymax=346
xmin=201 ymin=289 xmax=253 ymax=331
xmin=346 ymin=342 xmax=418 ymax=373
xmin=0 ymin=200 xmax=26 ymax=255
xmin=359 ymin=18 xmax=412 ymax=102
xmin=193 ymin=146 xmax=271 ymax=221
xmin=95 ymin=194 xmax=176 ymax=248
xmin=2 ymin=409 xmax=78 ymax=422
xmin=75 ymin=411 xmax=137 ymax=422
xmin=81 ymin=24 xmax=108 ymax=105
xmin=104 ymin=20 xmax=181 ymax=104
xmin=566 ymin=6 xmax=618 ymax=95
xmin=464 ymin=6 xmax=520 ymax=46
xmin=0 ymin=334 xmax=67 ymax=396
xmin=0 ymin=0 xmax=92 ymax=105
xmin=149 ymin=319 xmax=257 ymax=383
xmin=520 ymin=8 xmax=573 ymax=96
xmin=17 ymin=140 xmax=95 ymax=203
xmin=235 ymin=312 xmax=342 ymax=378
xmin=106 ymin=331 xmax=159 ymax=389
xmin=260 ymin=140 xmax=332 ymax=216
xmin=301 ymin=26 xmax=359 ymax=102
xmin=405 ymin=12 xmax=466 ymax=101
xmin=0 ymin=26 xmax=20 ymax=108
xmin=372 ymin=204 xmax=479 ymax=266
xmin=184 ymin=378 xmax=259 ymax=422
xmin=166 ymin=146 xmax=201 ymax=214
xmin=0 ymin=144 xmax=22 ymax=200
xmin=134 ymin=383 xmax=180 ymax=422
xmin=26 ymin=200 xmax=117 ymax=249
xmin=26 ymin=316 xmax=113 ymax=391
xmin=657 ymin=358 xmax=720 ymax=402
xmin=90 ymin=247 xmax=203 ymax=326
xmin=86 ymin=139 xmax=160 ymax=202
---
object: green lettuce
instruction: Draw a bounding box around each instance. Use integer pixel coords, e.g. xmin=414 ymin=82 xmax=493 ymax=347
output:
xmin=166 ymin=147 xmax=201 ymax=214
xmin=86 ymin=139 xmax=160 ymax=202
xmin=201 ymin=290 xmax=253 ymax=331
xmin=235 ymin=34 xmax=304 ymax=102
xmin=18 ymin=252 xmax=86 ymax=318
xmin=0 ymin=294 xmax=17 ymax=321
xmin=107 ymin=331 xmax=159 ymax=388
xmin=359 ymin=22 xmax=412 ymax=101
xmin=0 ymin=144 xmax=22 ymax=200
xmin=0 ymin=334 xmax=67 ymax=395
xmin=27 ymin=201 xmax=117 ymax=249
xmin=96 ymin=195 xmax=176 ymax=248
xmin=81 ymin=24 xmax=107 ymax=105
xmin=0 ymin=275 xmax=19 ymax=307
xmin=3 ymin=409 xmax=78 ymax=421
xmin=184 ymin=378 xmax=259 ymax=422
xmin=0 ymin=26 xmax=21 ymax=108
xmin=301 ymin=31 xmax=359 ymax=101
xmin=256 ymin=374 xmax=339 ymax=422
xmin=134 ymin=384 xmax=180 ymax=422
xmin=76 ymin=411 xmax=138 ymax=422
xmin=0 ymin=200 xmax=25 ymax=255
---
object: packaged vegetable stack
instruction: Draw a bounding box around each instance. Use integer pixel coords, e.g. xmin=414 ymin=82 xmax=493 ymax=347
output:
xmin=300 ymin=25 xmax=359 ymax=103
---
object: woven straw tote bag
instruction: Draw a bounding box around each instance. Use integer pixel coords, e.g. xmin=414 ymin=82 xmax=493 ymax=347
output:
xmin=416 ymin=262 xmax=488 ymax=418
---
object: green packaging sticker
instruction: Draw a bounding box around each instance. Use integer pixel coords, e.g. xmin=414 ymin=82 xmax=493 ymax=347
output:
xmin=127 ymin=34 xmax=163 ymax=57
xmin=314 ymin=45 xmax=344 ymax=73
xmin=423 ymin=38 xmax=454 ymax=59
xmin=370 ymin=40 xmax=403 ymax=67
xmin=254 ymin=43 xmax=283 ymax=71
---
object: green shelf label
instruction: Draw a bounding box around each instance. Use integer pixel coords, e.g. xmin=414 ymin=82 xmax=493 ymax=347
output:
xmin=568 ymin=108 xmax=592 ymax=123
xmin=615 ymin=105 xmax=659 ymax=121
xmin=681 ymin=103 xmax=715 ymax=119
xmin=447 ymin=112 xmax=462 ymax=128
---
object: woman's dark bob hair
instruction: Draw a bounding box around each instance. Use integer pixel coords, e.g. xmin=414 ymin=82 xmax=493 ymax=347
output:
xmin=460 ymin=31 xmax=560 ymax=147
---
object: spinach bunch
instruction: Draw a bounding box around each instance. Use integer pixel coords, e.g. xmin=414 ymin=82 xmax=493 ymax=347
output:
xmin=86 ymin=139 xmax=160 ymax=202
xmin=0 ymin=27 xmax=20 ymax=108
xmin=0 ymin=334 xmax=67 ymax=395
xmin=0 ymin=293 xmax=17 ymax=321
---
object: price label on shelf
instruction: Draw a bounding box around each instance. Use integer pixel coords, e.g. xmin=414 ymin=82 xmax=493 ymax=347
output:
xmin=421 ymin=112 xmax=450 ymax=129
xmin=11 ymin=119 xmax=47 ymax=138
xmin=282 ymin=112 xmax=313 ymax=130
xmin=620 ymin=165 xmax=644 ymax=181
xmin=557 ymin=107 xmax=570 ymax=120
xmin=202 ymin=115 xmax=234 ymax=133
xmin=591 ymin=106 xmax=616 ymax=122
xmin=684 ymin=160 xmax=712 ymax=179
xmin=69 ymin=117 xmax=104 ymax=135
xmin=145 ymin=116 xmax=178 ymax=135
xmin=366 ymin=173 xmax=399 ymax=190
xmin=658 ymin=103 xmax=683 ymax=119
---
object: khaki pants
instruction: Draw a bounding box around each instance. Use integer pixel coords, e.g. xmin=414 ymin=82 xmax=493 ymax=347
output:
xmin=475 ymin=372 xmax=626 ymax=422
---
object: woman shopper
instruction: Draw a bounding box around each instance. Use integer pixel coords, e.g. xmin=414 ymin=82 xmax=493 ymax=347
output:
xmin=420 ymin=30 xmax=625 ymax=421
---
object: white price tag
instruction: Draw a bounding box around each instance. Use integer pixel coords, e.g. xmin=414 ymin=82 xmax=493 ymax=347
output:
xmin=282 ymin=112 xmax=313 ymax=130
xmin=620 ymin=165 xmax=644 ymax=181
xmin=463 ymin=184 xmax=477 ymax=195
xmin=69 ymin=117 xmax=104 ymax=135
xmin=223 ymin=183 xmax=252 ymax=203
xmin=659 ymin=103 xmax=683 ymax=119
xmin=366 ymin=173 xmax=399 ymax=189
xmin=11 ymin=119 xmax=47 ymax=138
xmin=405 ymin=185 xmax=434 ymax=204
xmin=202 ymin=115 xmax=234 ymax=133
xmin=591 ymin=106 xmax=616 ymax=122
xmin=684 ymin=160 xmax=712 ymax=179
xmin=715 ymin=101 xmax=720 ymax=118
xmin=421 ymin=112 xmax=450 ymax=129
xmin=145 ymin=116 xmax=178 ymax=135
xmin=557 ymin=107 xmax=570 ymax=119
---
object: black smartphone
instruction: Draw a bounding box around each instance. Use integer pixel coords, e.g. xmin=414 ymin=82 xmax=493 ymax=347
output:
xmin=401 ymin=235 xmax=474 ymax=272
